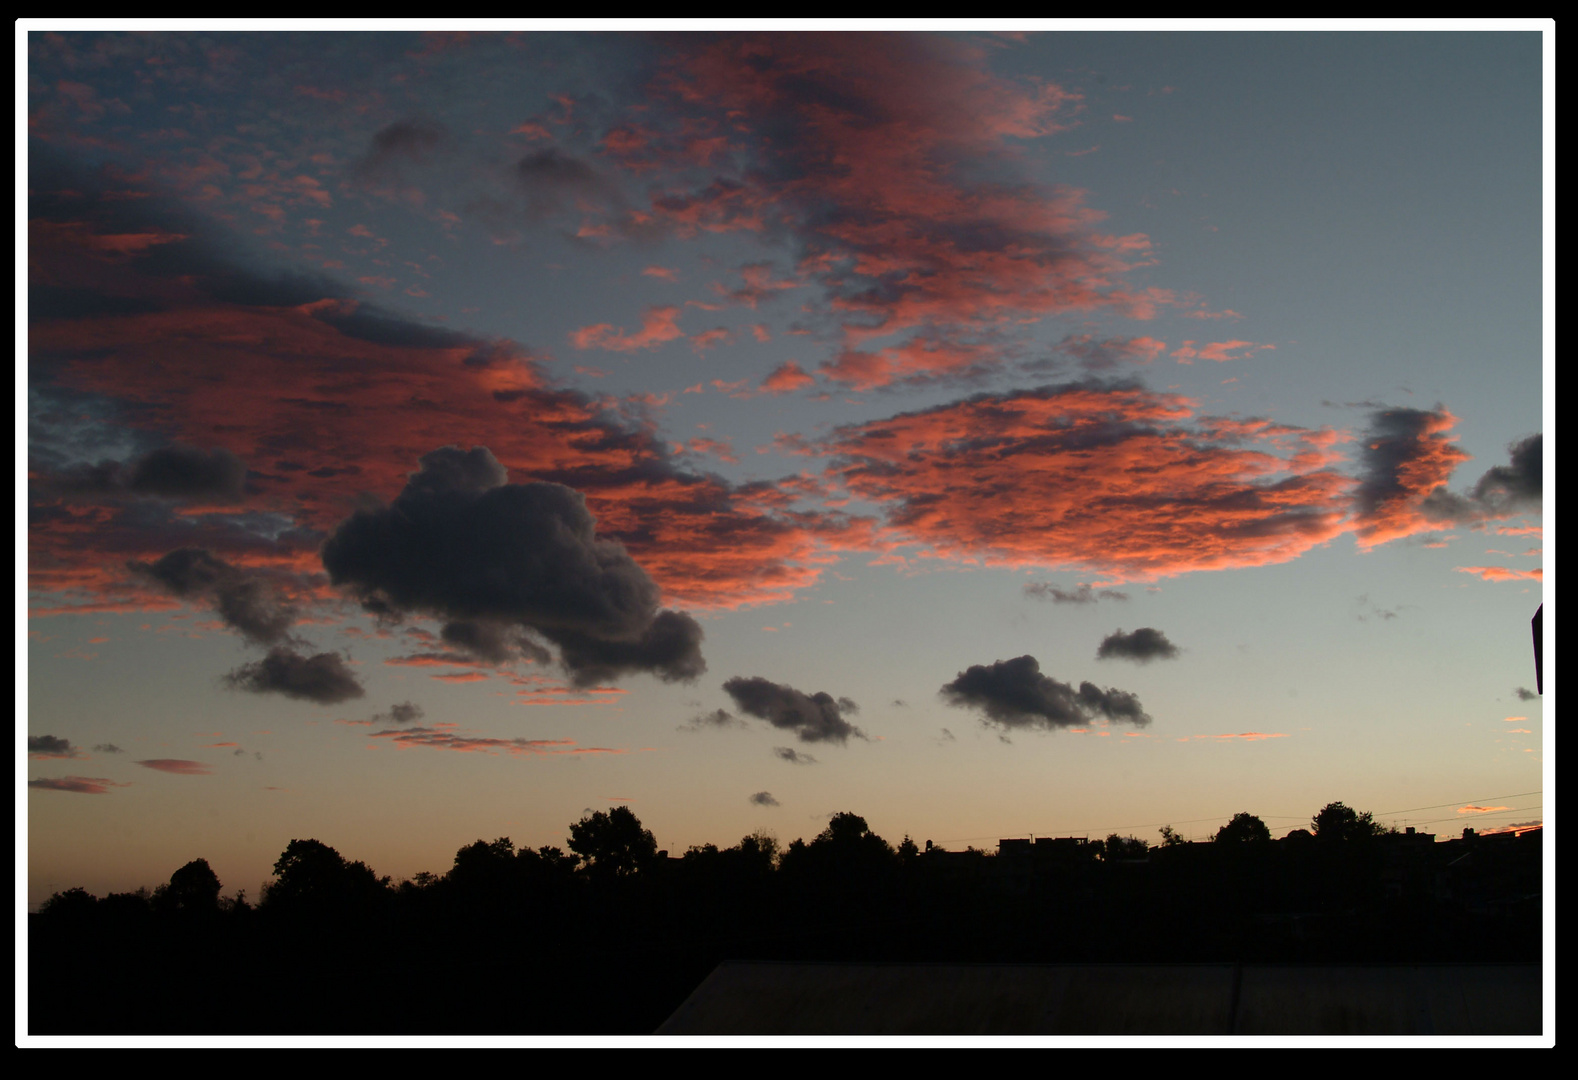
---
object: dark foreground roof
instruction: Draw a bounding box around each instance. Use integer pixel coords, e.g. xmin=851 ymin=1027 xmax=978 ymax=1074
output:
xmin=657 ymin=961 xmax=1541 ymax=1035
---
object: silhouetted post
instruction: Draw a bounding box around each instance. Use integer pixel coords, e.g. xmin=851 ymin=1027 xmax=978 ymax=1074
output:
xmin=1532 ymin=604 xmax=1543 ymax=695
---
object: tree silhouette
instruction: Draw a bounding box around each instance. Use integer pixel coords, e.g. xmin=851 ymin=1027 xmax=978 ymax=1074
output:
xmin=568 ymin=807 xmax=657 ymax=880
xmin=264 ymin=838 xmax=387 ymax=917
xmin=1102 ymin=834 xmax=1149 ymax=860
xmin=1311 ymin=802 xmax=1387 ymax=841
xmin=155 ymin=857 xmax=222 ymax=914
xmin=1214 ymin=812 xmax=1271 ymax=843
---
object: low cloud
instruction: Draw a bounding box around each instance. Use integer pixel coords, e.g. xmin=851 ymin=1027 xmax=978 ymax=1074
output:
xmin=368 ymin=701 xmax=424 ymax=725
xmin=749 ymin=791 xmax=781 ymax=807
xmin=1024 ymin=582 xmax=1129 ymax=604
xmin=224 ymin=647 xmax=366 ymax=704
xmin=1096 ymin=627 xmax=1179 ymax=662
xmin=1354 ymin=411 xmax=1542 ymax=546
xmin=53 ymin=444 xmax=247 ymax=503
xmin=130 ymin=547 xmax=297 ymax=646
xmin=1468 ymin=434 xmax=1542 ymax=512
xmin=368 ymin=726 xmax=614 ymax=757
xmin=439 ymin=619 xmax=551 ymax=665
xmin=681 ymin=707 xmax=743 ymax=731
xmin=1514 ymin=687 xmax=1539 ymax=701
xmin=939 ymin=655 xmax=1152 ymax=732
xmin=321 ymin=446 xmax=705 ymax=688
xmin=352 ymin=118 xmax=450 ymax=181
xmin=29 ymin=776 xmax=129 ymax=794
xmin=723 ymin=676 xmax=863 ymax=744
xmin=92 ymin=743 xmax=125 ymax=754
xmin=28 ymin=735 xmax=82 ymax=759
xmin=1057 ymin=334 xmax=1167 ymax=370
xmin=772 ymin=746 xmax=817 ymax=765
xmin=134 ymin=759 xmax=212 ymax=775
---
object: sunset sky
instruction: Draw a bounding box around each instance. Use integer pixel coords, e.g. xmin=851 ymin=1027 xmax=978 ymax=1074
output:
xmin=22 ymin=27 xmax=1550 ymax=910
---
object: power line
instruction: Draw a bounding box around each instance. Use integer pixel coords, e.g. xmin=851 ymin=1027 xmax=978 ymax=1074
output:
xmin=1376 ymin=790 xmax=1542 ymax=817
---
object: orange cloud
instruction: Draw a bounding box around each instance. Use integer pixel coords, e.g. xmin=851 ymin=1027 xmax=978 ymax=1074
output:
xmin=28 ymin=205 xmax=838 ymax=614
xmin=1456 ymin=566 xmax=1542 ymax=582
xmin=760 ymin=361 xmax=816 ymax=395
xmin=631 ymin=35 xmax=1158 ymax=386
xmin=1351 ymin=408 xmax=1473 ymax=548
xmin=1171 ymin=340 xmax=1275 ymax=364
xmin=813 ymin=383 xmax=1352 ymax=580
xmin=569 ymin=305 xmax=684 ymax=352
xmin=1193 ymin=732 xmax=1290 ymax=741
xmin=1457 ymin=805 xmax=1512 ymax=814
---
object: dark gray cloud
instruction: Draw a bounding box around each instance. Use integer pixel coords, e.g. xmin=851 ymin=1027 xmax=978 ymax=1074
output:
xmin=1356 ymin=409 xmax=1541 ymax=528
xmin=49 ymin=444 xmax=247 ymax=503
xmin=749 ymin=791 xmax=781 ymax=807
xmin=28 ymin=776 xmax=122 ymax=794
xmin=126 ymin=445 xmax=248 ymax=501
xmin=1469 ymin=434 xmax=1542 ymax=511
xmin=1056 ymin=333 xmax=1163 ymax=371
xmin=1024 ymin=582 xmax=1130 ymax=604
xmin=440 ymin=619 xmax=552 ymax=665
xmin=1096 ymin=627 xmax=1179 ymax=663
xmin=28 ymin=735 xmax=81 ymax=758
xmin=772 ymin=746 xmax=817 ymax=765
xmin=723 ymin=677 xmax=863 ymax=744
xmin=1353 ymin=408 xmax=1454 ymax=517
xmin=129 ymin=547 xmax=297 ymax=646
xmin=940 ymin=655 xmax=1152 ymax=731
xmin=352 ymin=118 xmax=450 ymax=180
xmin=369 ymin=701 xmax=424 ymax=726
xmin=321 ymin=446 xmax=705 ymax=687
xmin=682 ymin=707 xmax=743 ymax=731
xmin=514 ymin=148 xmax=619 ymax=220
xmin=223 ymin=647 xmax=365 ymax=705
xmin=1514 ymin=686 xmax=1539 ymax=701
xmin=92 ymin=743 xmax=125 ymax=754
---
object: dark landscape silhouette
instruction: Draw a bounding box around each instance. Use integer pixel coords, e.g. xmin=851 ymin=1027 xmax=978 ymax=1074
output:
xmin=31 ymin=803 xmax=1541 ymax=1034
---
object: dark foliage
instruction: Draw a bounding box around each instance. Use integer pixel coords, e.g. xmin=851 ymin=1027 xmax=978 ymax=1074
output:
xmin=30 ymin=803 xmax=1541 ymax=1034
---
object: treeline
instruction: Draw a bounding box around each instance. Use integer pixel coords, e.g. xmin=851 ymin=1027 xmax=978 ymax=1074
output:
xmin=31 ymin=804 xmax=1540 ymax=1034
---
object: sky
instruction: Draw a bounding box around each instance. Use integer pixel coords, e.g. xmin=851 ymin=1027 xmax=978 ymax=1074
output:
xmin=21 ymin=26 xmax=1551 ymax=911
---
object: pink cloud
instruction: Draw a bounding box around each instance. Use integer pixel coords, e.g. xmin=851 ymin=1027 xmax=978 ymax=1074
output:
xmin=622 ymin=36 xmax=1162 ymax=386
xmin=690 ymin=327 xmax=734 ymax=353
xmin=134 ymin=759 xmax=212 ymax=775
xmin=369 ymin=726 xmax=623 ymax=756
xmin=1194 ymin=732 xmax=1290 ymax=741
xmin=814 ymin=383 xmax=1352 ymax=580
xmin=29 ymin=776 xmax=131 ymax=794
xmin=1171 ymin=340 xmax=1275 ymax=364
xmin=1456 ymin=566 xmax=1542 ymax=583
xmin=569 ymin=305 xmax=684 ymax=352
xmin=760 ymin=360 xmax=816 ymax=395
xmin=684 ymin=437 xmax=739 ymax=464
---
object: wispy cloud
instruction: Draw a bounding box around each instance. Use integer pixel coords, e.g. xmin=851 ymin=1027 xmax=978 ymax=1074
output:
xmin=134 ymin=759 xmax=213 ymax=775
xmin=29 ymin=776 xmax=131 ymax=794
